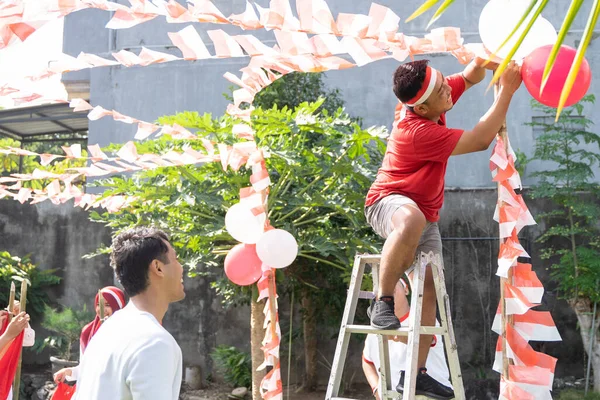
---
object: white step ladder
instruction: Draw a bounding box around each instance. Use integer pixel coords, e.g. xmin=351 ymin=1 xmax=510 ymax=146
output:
xmin=325 ymin=252 xmax=465 ymax=400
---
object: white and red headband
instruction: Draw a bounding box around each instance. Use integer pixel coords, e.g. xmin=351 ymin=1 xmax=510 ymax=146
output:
xmin=405 ymin=66 xmax=438 ymax=107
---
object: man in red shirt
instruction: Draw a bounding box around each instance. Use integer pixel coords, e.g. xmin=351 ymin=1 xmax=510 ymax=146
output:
xmin=365 ymin=58 xmax=522 ymax=398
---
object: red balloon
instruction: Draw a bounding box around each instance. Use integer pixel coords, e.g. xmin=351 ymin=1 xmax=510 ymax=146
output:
xmin=224 ymin=243 xmax=263 ymax=286
xmin=522 ymin=45 xmax=591 ymax=108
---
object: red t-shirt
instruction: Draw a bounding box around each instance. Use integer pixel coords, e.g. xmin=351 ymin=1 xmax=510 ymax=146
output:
xmin=365 ymin=74 xmax=466 ymax=222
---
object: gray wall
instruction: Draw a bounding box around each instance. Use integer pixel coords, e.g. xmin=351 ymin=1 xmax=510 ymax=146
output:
xmin=0 ymin=190 xmax=589 ymax=386
xmin=0 ymin=200 xmax=112 ymax=364
xmin=0 ymin=199 xmax=249 ymax=373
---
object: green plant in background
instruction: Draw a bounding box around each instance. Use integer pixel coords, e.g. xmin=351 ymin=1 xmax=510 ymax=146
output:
xmin=558 ymin=389 xmax=600 ymax=400
xmin=524 ymin=95 xmax=600 ymax=391
xmin=513 ymin=148 xmax=529 ymax=177
xmin=0 ymin=137 xmax=87 ymax=188
xmin=253 ymin=72 xmax=345 ymax=118
xmin=0 ymin=251 xmax=61 ymax=318
xmin=211 ymin=345 xmax=252 ymax=388
xmin=0 ymin=138 xmax=43 ymax=176
xmin=38 ymin=304 xmax=94 ymax=361
xmin=88 ymin=70 xmax=385 ymax=393
xmin=87 ymin=99 xmax=384 ymax=392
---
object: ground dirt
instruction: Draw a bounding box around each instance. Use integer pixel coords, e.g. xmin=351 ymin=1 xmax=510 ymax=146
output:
xmin=182 ymin=383 xmax=374 ymax=400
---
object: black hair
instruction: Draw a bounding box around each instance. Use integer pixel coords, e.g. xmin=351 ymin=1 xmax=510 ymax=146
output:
xmin=110 ymin=226 xmax=170 ymax=297
xmin=392 ymin=60 xmax=430 ymax=103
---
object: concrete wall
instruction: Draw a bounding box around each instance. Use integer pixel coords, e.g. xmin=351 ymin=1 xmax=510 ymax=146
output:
xmin=0 ymin=200 xmax=113 ymax=364
xmin=62 ymin=0 xmax=600 ymax=187
xmin=0 ymin=199 xmax=249 ymax=372
xmin=1 ymin=188 xmax=590 ymax=385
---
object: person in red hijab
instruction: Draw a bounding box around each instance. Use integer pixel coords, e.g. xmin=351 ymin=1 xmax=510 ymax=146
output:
xmin=53 ymin=286 xmax=126 ymax=383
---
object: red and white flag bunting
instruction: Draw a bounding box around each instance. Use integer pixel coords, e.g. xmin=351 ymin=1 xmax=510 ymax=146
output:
xmin=490 ymin=135 xmax=560 ymax=399
xmin=503 ymin=282 xmax=537 ymax=315
xmin=499 ymin=377 xmax=536 ymax=400
xmin=507 ymin=365 xmax=553 ymax=400
xmin=513 ymin=262 xmax=544 ymax=304
xmin=492 ymin=309 xmax=561 ymax=342
xmin=256 ymin=266 xmax=283 ymax=400
xmin=497 ymin=233 xmax=529 ymax=278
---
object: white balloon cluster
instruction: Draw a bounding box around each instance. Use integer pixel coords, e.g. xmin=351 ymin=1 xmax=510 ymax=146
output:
xmin=479 ymin=0 xmax=557 ymax=61
xmin=225 ymin=202 xmax=298 ymax=269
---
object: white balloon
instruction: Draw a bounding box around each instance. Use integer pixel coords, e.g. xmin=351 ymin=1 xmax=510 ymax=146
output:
xmin=256 ymin=229 xmax=298 ymax=269
xmin=225 ymin=202 xmax=265 ymax=244
xmin=479 ymin=0 xmax=557 ymax=60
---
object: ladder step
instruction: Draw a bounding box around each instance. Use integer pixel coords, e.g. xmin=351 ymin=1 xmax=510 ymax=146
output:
xmin=332 ymin=395 xmax=435 ymax=400
xmin=345 ymin=324 xmax=445 ymax=336
xmin=383 ymin=392 xmax=440 ymax=400
xmin=383 ymin=390 xmax=401 ymax=399
xmin=357 ymin=254 xmax=382 ymax=263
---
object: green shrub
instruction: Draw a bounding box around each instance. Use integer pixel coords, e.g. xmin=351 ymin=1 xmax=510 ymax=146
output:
xmin=211 ymin=345 xmax=252 ymax=388
xmin=0 ymin=251 xmax=61 ymax=317
xmin=558 ymin=389 xmax=600 ymax=400
xmin=38 ymin=304 xmax=94 ymax=360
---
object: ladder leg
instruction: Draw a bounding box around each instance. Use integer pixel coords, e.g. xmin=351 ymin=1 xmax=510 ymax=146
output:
xmin=430 ymin=252 xmax=466 ymax=400
xmin=403 ymin=254 xmax=426 ymax=400
xmin=326 ymin=255 xmax=367 ymax=399
xmin=377 ymin=334 xmax=391 ymax=399
xmin=372 ymin=260 xmax=380 ymax=297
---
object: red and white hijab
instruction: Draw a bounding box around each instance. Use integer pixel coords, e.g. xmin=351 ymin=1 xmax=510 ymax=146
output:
xmin=79 ymin=286 xmax=125 ymax=354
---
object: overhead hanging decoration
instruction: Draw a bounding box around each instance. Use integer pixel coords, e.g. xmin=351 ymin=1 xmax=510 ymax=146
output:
xmin=0 ymin=1 xmax=574 ymax=398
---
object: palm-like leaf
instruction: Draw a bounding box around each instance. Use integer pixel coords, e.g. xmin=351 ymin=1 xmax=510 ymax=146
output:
xmin=408 ymin=0 xmax=599 ymax=118
xmin=484 ymin=0 xmax=538 ymax=62
xmin=405 ymin=0 xmax=441 ymax=23
xmin=556 ymin=0 xmax=600 ymax=119
xmin=428 ymin=0 xmax=456 ymax=28
xmin=489 ymin=0 xmax=549 ymax=90
xmin=540 ymin=0 xmax=584 ymax=93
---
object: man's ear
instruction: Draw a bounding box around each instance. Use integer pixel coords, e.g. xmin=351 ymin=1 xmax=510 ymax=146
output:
xmin=149 ymin=259 xmax=164 ymax=277
xmin=413 ymin=103 xmax=428 ymax=116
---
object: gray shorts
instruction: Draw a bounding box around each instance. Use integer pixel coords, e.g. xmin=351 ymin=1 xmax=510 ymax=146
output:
xmin=365 ymin=194 xmax=443 ymax=273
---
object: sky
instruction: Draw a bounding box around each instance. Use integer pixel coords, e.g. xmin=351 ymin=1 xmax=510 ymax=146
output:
xmin=0 ymin=19 xmax=65 ymax=108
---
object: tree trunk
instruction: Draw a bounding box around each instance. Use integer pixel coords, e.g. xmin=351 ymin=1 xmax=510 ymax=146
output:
xmin=251 ymin=286 xmax=266 ymax=400
xmin=302 ymin=292 xmax=318 ymax=392
xmin=570 ymin=298 xmax=600 ymax=391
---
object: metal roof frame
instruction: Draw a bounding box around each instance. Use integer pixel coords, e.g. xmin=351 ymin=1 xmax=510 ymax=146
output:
xmin=0 ymin=103 xmax=88 ymax=143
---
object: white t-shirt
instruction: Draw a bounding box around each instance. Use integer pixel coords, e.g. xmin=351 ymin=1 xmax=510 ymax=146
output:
xmin=363 ymin=321 xmax=452 ymax=389
xmin=73 ymin=302 xmax=182 ymax=400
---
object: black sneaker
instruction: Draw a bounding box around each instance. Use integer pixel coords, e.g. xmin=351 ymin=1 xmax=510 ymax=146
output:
xmin=396 ymin=368 xmax=455 ymax=399
xmin=369 ymin=296 xmax=401 ymax=330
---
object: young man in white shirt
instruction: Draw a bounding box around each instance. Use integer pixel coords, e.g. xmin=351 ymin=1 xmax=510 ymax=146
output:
xmin=74 ymin=227 xmax=185 ymax=400
xmin=363 ymin=279 xmax=453 ymax=400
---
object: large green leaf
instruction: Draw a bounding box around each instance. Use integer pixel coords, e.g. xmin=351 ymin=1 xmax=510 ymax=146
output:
xmin=556 ymin=0 xmax=600 ymax=119
xmin=486 ymin=0 xmax=539 ymax=61
xmin=405 ymin=0 xmax=441 ymax=23
xmin=427 ymin=0 xmax=456 ymax=28
xmin=540 ymin=0 xmax=584 ymax=93
xmin=489 ymin=0 xmax=549 ymax=89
